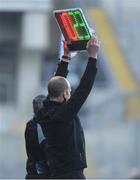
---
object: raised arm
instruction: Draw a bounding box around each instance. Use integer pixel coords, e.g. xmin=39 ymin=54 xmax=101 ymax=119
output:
xmin=54 ymin=41 xmax=71 ymax=78
xmin=54 ymin=58 xmax=69 ymax=78
xmin=57 ymin=36 xmax=100 ymax=120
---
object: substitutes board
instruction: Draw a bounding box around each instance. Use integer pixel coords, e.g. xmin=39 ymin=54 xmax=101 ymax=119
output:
xmin=53 ymin=8 xmax=92 ymax=51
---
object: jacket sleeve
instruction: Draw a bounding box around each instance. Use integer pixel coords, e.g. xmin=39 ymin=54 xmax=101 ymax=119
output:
xmin=54 ymin=60 xmax=69 ymax=78
xmin=25 ymin=121 xmax=37 ymax=174
xmin=56 ymin=57 xmax=97 ymax=120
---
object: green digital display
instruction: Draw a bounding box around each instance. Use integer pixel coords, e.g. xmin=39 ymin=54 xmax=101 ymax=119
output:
xmin=54 ymin=8 xmax=91 ymax=41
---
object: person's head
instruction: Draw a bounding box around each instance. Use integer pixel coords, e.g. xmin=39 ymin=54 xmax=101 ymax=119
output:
xmin=33 ymin=94 xmax=46 ymax=115
xmin=48 ymin=76 xmax=71 ymax=102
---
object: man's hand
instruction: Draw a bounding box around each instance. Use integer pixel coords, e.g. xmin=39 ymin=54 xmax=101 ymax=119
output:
xmin=62 ymin=41 xmax=78 ymax=62
xmin=86 ymin=35 xmax=100 ymax=59
xmin=63 ymin=40 xmax=71 ymax=57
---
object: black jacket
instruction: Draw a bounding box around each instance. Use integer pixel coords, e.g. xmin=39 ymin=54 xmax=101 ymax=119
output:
xmin=25 ymin=117 xmax=50 ymax=179
xmin=24 ymin=60 xmax=69 ymax=179
xmin=41 ymin=57 xmax=97 ymax=177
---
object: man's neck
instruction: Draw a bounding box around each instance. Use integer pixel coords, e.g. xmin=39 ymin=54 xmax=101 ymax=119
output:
xmin=49 ymin=97 xmax=64 ymax=103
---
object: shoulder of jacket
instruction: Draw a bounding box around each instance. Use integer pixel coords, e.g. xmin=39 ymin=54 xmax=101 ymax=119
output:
xmin=26 ymin=118 xmax=37 ymax=129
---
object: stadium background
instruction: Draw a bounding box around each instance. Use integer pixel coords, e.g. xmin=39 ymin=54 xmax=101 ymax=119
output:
xmin=0 ymin=0 xmax=140 ymax=178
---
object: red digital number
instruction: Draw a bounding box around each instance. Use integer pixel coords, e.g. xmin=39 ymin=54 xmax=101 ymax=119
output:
xmin=59 ymin=12 xmax=78 ymax=41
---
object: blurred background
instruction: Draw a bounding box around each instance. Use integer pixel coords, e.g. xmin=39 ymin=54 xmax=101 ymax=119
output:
xmin=0 ymin=0 xmax=140 ymax=178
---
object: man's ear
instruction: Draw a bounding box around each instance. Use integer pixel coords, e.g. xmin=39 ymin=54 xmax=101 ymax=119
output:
xmin=63 ymin=91 xmax=67 ymax=98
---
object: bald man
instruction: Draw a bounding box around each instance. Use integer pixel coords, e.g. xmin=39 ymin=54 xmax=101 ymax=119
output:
xmin=25 ymin=41 xmax=72 ymax=179
xmin=40 ymin=36 xmax=100 ymax=179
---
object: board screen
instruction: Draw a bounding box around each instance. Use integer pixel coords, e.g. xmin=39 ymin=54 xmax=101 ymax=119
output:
xmin=54 ymin=8 xmax=91 ymax=41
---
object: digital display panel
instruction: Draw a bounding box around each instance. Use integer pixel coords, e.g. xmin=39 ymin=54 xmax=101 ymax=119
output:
xmin=54 ymin=8 xmax=91 ymax=42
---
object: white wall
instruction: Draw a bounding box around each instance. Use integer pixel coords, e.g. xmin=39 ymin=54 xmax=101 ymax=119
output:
xmin=22 ymin=12 xmax=49 ymax=50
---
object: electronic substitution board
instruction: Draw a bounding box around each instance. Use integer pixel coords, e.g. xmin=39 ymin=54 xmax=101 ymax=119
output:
xmin=54 ymin=8 xmax=92 ymax=51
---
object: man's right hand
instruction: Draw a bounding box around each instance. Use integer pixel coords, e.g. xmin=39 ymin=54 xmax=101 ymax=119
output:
xmin=63 ymin=40 xmax=71 ymax=57
xmin=86 ymin=35 xmax=100 ymax=59
xmin=61 ymin=40 xmax=78 ymax=62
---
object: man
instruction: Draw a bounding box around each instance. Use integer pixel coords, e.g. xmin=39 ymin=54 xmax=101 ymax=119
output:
xmin=25 ymin=40 xmax=72 ymax=179
xmin=25 ymin=95 xmax=50 ymax=179
xmin=40 ymin=36 xmax=100 ymax=179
